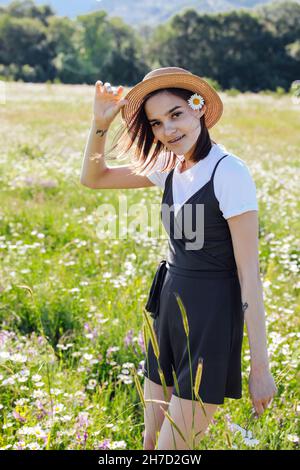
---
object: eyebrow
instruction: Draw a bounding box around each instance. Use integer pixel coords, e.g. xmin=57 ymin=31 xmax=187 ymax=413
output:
xmin=148 ymin=106 xmax=182 ymax=123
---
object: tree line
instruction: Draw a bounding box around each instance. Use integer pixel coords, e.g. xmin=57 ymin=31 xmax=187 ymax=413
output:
xmin=0 ymin=0 xmax=299 ymax=91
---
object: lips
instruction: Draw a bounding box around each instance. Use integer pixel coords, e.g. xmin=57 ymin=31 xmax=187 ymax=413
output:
xmin=168 ymin=135 xmax=185 ymax=144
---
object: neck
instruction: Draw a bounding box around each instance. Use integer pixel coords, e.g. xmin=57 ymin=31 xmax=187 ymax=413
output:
xmin=183 ymin=146 xmax=195 ymax=162
xmin=178 ymin=156 xmax=194 ymax=172
xmin=183 ymin=140 xmax=215 ymax=162
xmin=181 ymin=158 xmax=193 ymax=170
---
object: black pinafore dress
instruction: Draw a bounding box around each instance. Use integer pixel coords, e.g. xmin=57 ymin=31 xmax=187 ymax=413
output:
xmin=143 ymin=154 xmax=244 ymax=405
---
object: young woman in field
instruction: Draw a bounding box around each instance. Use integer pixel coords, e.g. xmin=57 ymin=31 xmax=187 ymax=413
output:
xmin=80 ymin=67 xmax=277 ymax=450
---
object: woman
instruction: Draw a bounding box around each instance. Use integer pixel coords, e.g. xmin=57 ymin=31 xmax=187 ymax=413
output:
xmin=80 ymin=67 xmax=277 ymax=451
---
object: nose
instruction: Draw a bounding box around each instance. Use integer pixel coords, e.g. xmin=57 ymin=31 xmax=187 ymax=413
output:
xmin=163 ymin=124 xmax=177 ymax=137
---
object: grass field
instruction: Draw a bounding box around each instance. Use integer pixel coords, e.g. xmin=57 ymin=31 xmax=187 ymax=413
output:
xmin=0 ymin=82 xmax=299 ymax=450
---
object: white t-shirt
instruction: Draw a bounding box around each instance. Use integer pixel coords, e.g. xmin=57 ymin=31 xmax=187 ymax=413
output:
xmin=146 ymin=143 xmax=258 ymax=219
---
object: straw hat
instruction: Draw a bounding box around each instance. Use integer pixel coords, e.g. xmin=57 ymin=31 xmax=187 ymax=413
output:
xmin=121 ymin=66 xmax=223 ymax=130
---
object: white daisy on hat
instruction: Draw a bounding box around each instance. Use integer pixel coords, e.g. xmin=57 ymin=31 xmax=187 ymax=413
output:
xmin=188 ymin=93 xmax=205 ymax=110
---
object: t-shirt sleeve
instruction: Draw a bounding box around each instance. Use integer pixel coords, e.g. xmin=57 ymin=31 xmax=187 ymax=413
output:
xmin=146 ymin=171 xmax=168 ymax=189
xmin=145 ymin=153 xmax=170 ymax=189
xmin=214 ymin=156 xmax=259 ymax=219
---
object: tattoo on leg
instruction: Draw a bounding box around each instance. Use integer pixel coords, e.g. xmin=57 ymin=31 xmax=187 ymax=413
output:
xmin=96 ymin=129 xmax=108 ymax=137
xmin=242 ymin=302 xmax=248 ymax=314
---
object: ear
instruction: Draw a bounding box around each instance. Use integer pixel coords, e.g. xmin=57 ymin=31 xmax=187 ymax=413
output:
xmin=194 ymin=104 xmax=207 ymax=119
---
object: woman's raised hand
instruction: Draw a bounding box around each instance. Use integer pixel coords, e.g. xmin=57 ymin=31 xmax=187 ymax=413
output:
xmin=93 ymin=81 xmax=128 ymax=128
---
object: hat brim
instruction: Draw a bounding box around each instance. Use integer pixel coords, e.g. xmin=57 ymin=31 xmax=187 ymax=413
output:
xmin=121 ymin=72 xmax=223 ymax=130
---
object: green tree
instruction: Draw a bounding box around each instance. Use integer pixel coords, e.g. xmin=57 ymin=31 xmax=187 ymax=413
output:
xmin=5 ymin=0 xmax=54 ymax=26
xmin=47 ymin=16 xmax=84 ymax=83
xmin=100 ymin=17 xmax=148 ymax=84
xmin=257 ymin=0 xmax=300 ymax=45
xmin=0 ymin=13 xmax=55 ymax=81
xmin=148 ymin=6 xmax=299 ymax=92
xmin=77 ymin=12 xmax=147 ymax=84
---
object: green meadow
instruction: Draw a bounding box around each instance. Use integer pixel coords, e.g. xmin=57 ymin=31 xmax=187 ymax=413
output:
xmin=0 ymin=82 xmax=299 ymax=450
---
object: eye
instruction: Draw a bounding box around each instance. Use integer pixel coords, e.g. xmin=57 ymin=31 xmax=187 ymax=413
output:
xmin=150 ymin=112 xmax=182 ymax=127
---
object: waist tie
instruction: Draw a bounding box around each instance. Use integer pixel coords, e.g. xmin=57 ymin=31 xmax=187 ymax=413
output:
xmin=166 ymin=262 xmax=238 ymax=279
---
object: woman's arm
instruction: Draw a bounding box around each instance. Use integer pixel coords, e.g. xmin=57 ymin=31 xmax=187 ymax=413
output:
xmin=227 ymin=210 xmax=278 ymax=415
xmin=80 ymin=118 xmax=154 ymax=189
xmin=80 ymin=81 xmax=154 ymax=189
xmin=80 ymin=118 xmax=110 ymax=187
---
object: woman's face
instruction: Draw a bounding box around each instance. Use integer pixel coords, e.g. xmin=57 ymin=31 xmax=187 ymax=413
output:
xmin=144 ymin=91 xmax=206 ymax=158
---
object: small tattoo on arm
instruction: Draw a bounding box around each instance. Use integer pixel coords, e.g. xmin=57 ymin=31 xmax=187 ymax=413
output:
xmin=242 ymin=302 xmax=249 ymax=314
xmin=96 ymin=128 xmax=108 ymax=137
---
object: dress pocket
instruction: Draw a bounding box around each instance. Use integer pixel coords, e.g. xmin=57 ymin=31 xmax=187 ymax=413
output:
xmin=145 ymin=260 xmax=168 ymax=319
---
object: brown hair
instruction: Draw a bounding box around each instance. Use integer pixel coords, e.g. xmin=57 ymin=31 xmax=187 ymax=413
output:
xmin=108 ymin=88 xmax=215 ymax=175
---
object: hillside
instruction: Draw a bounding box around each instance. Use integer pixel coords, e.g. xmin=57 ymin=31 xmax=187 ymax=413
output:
xmin=0 ymin=0 xmax=294 ymax=27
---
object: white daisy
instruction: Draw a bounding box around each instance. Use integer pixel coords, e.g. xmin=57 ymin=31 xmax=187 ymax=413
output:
xmin=188 ymin=93 xmax=205 ymax=110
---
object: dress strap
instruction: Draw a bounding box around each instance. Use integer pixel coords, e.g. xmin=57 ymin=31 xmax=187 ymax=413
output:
xmin=210 ymin=154 xmax=229 ymax=183
xmin=164 ymin=168 xmax=174 ymax=189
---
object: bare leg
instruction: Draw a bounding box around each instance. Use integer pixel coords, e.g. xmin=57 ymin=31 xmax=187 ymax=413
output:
xmin=157 ymin=394 xmax=218 ymax=450
xmin=143 ymin=377 xmax=173 ymax=450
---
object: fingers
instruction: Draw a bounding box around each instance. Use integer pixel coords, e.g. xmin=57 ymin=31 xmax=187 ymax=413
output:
xmin=95 ymin=80 xmax=103 ymax=96
xmin=254 ymin=402 xmax=264 ymax=416
xmin=103 ymin=82 xmax=115 ymax=95
xmin=253 ymin=397 xmax=273 ymax=416
xmin=95 ymin=80 xmax=108 ymax=94
xmin=95 ymin=81 xmax=124 ymax=96
xmin=104 ymin=82 xmax=113 ymax=92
